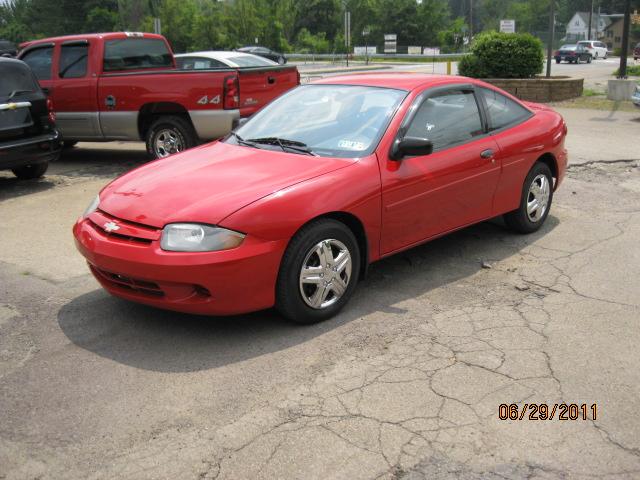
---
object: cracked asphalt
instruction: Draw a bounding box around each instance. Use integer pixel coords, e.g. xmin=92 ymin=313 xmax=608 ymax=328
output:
xmin=1 ymin=108 xmax=640 ymax=479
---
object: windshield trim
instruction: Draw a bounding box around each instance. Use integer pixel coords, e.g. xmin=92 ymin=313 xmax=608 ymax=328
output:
xmin=225 ymin=84 xmax=409 ymax=158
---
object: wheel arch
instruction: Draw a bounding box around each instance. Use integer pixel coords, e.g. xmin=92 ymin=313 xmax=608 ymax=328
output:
xmin=537 ymin=152 xmax=558 ymax=187
xmin=138 ymin=102 xmax=193 ymax=140
xmin=293 ymin=211 xmax=370 ymax=280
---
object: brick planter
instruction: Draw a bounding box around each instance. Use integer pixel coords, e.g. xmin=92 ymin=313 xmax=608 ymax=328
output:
xmin=482 ymin=76 xmax=583 ymax=102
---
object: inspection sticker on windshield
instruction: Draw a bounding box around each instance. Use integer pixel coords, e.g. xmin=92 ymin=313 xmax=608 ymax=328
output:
xmin=338 ymin=139 xmax=366 ymax=151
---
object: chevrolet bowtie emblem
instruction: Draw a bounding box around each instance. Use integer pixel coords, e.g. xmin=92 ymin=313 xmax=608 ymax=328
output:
xmin=104 ymin=221 xmax=120 ymax=232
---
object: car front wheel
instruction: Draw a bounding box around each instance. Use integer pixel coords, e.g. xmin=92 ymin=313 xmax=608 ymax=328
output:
xmin=276 ymin=219 xmax=360 ymax=324
xmin=12 ymin=161 xmax=49 ymax=180
xmin=504 ymin=162 xmax=554 ymax=234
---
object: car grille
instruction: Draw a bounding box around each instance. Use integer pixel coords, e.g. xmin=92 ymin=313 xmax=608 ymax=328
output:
xmin=88 ymin=210 xmax=157 ymax=244
xmin=90 ymin=265 xmax=165 ymax=297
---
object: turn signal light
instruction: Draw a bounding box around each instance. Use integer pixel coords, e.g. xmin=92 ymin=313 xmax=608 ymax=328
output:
xmin=46 ymin=98 xmax=55 ymax=124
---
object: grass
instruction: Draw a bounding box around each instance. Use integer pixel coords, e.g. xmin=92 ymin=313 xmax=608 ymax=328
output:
xmin=612 ymin=64 xmax=640 ymax=76
xmin=550 ymin=94 xmax=639 ymax=112
xmin=582 ymin=88 xmax=603 ymax=97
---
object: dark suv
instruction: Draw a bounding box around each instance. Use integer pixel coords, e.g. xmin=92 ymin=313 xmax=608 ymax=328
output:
xmin=0 ymin=57 xmax=60 ymax=179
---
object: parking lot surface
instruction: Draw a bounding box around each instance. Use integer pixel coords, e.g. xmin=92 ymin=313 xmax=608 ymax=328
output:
xmin=1 ymin=107 xmax=640 ymax=478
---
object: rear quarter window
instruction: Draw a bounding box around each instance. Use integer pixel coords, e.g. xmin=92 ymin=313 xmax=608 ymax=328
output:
xmin=481 ymin=87 xmax=532 ymax=132
xmin=0 ymin=61 xmax=39 ymax=97
xmin=103 ymin=38 xmax=172 ymax=71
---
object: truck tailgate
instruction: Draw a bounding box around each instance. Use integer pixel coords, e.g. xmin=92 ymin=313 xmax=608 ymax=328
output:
xmin=237 ymin=66 xmax=299 ymax=116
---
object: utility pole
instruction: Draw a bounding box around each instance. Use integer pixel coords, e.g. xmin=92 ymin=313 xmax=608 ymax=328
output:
xmin=588 ymin=0 xmax=594 ymax=39
xmin=546 ymin=0 xmax=555 ymax=78
xmin=469 ymin=0 xmax=473 ymax=39
xmin=617 ymin=0 xmax=631 ymax=78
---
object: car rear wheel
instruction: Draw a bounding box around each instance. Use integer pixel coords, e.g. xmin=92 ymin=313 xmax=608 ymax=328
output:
xmin=146 ymin=115 xmax=198 ymax=159
xmin=504 ymin=162 xmax=554 ymax=234
xmin=555 ymin=58 xmax=560 ymax=63
xmin=276 ymin=219 xmax=360 ymax=324
xmin=587 ymin=56 xmax=592 ymax=63
xmin=12 ymin=161 xmax=49 ymax=180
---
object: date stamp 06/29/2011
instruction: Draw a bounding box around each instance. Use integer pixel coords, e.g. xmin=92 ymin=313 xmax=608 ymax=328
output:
xmin=498 ymin=403 xmax=598 ymax=421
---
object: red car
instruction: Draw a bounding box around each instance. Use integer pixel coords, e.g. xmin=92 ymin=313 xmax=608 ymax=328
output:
xmin=74 ymin=74 xmax=568 ymax=323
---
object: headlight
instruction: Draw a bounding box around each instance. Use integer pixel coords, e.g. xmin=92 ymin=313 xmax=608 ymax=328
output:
xmin=82 ymin=194 xmax=100 ymax=218
xmin=160 ymin=223 xmax=245 ymax=252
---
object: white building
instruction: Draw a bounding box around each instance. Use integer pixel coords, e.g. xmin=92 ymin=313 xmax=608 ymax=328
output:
xmin=565 ymin=12 xmax=612 ymax=42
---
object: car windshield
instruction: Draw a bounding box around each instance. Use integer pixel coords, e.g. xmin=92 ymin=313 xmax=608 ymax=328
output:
xmin=227 ymin=55 xmax=276 ymax=67
xmin=227 ymin=84 xmax=407 ymax=158
xmin=560 ymin=45 xmax=576 ymax=50
xmin=0 ymin=61 xmax=38 ymax=98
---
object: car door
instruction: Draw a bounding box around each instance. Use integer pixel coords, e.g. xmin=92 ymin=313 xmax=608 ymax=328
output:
xmin=379 ymin=85 xmax=502 ymax=254
xmin=53 ymin=40 xmax=101 ymax=139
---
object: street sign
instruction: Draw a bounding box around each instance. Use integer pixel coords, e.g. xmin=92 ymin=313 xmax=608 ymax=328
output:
xmin=407 ymin=46 xmax=421 ymax=55
xmin=500 ymin=19 xmax=516 ymax=33
xmin=384 ymin=34 xmax=397 ymax=53
xmin=354 ymin=46 xmax=377 ymax=55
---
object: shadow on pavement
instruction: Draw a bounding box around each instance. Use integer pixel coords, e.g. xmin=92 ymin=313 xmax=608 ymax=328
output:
xmin=0 ymin=175 xmax=57 ymax=201
xmin=58 ymin=216 xmax=559 ymax=373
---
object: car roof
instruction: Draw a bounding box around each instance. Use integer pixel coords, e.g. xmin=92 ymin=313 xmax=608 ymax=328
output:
xmin=19 ymin=32 xmax=165 ymax=49
xmin=312 ymin=73 xmax=477 ymax=92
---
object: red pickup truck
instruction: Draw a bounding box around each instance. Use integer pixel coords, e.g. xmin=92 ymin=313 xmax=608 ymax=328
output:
xmin=18 ymin=32 xmax=299 ymax=158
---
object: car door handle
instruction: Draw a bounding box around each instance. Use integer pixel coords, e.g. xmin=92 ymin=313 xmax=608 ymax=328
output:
xmin=105 ymin=95 xmax=116 ymax=109
xmin=480 ymin=149 xmax=494 ymax=159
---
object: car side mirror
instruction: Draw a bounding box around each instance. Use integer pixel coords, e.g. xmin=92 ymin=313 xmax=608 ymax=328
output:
xmin=391 ymin=136 xmax=433 ymax=160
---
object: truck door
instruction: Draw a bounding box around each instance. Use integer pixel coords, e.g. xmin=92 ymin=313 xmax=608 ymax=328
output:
xmin=53 ymin=40 xmax=101 ymax=140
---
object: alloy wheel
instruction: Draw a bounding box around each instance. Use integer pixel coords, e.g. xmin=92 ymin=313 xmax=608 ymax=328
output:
xmin=154 ymin=129 xmax=184 ymax=158
xmin=526 ymin=174 xmax=551 ymax=222
xmin=299 ymin=239 xmax=352 ymax=309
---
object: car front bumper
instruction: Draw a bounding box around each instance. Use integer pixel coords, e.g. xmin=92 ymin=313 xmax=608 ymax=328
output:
xmin=73 ymin=211 xmax=287 ymax=316
xmin=0 ymin=130 xmax=61 ymax=170
xmin=632 ymin=90 xmax=640 ymax=108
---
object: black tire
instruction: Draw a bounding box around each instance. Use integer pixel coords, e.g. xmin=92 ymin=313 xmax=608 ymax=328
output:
xmin=555 ymin=58 xmax=560 ymax=64
xmin=63 ymin=140 xmax=78 ymax=148
xmin=276 ymin=219 xmax=360 ymax=324
xmin=145 ymin=115 xmax=198 ymax=159
xmin=504 ymin=162 xmax=554 ymax=234
xmin=587 ymin=56 xmax=592 ymax=63
xmin=12 ymin=161 xmax=49 ymax=180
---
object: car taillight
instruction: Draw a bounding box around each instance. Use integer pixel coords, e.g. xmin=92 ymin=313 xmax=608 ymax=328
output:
xmin=46 ymin=97 xmax=55 ymax=123
xmin=223 ymin=75 xmax=239 ymax=110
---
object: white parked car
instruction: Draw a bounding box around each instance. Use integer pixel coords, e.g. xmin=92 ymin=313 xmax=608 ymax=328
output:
xmin=175 ymin=51 xmax=278 ymax=70
xmin=577 ymin=41 xmax=608 ymax=59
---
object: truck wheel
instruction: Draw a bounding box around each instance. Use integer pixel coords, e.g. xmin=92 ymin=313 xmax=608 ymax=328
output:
xmin=63 ymin=140 xmax=78 ymax=148
xmin=12 ymin=162 xmax=49 ymax=180
xmin=146 ymin=115 xmax=197 ymax=159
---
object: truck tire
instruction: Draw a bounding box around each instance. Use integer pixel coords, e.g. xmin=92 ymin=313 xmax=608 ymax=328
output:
xmin=145 ymin=115 xmax=198 ymax=159
xmin=12 ymin=161 xmax=49 ymax=180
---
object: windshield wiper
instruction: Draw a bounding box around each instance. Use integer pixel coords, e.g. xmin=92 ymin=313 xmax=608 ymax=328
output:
xmin=229 ymin=131 xmax=258 ymax=148
xmin=248 ymin=137 xmax=317 ymax=156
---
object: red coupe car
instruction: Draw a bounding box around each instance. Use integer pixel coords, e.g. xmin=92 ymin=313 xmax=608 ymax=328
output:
xmin=73 ymin=74 xmax=568 ymax=323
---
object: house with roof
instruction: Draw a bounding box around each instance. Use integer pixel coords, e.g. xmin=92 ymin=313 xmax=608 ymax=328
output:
xmin=565 ymin=11 xmax=612 ymax=42
xmin=602 ymin=14 xmax=636 ymax=50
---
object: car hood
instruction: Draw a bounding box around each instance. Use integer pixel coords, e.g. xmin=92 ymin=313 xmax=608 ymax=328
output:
xmin=99 ymin=142 xmax=356 ymax=228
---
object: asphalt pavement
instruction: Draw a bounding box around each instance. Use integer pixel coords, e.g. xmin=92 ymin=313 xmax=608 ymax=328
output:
xmin=1 ymin=72 xmax=640 ymax=479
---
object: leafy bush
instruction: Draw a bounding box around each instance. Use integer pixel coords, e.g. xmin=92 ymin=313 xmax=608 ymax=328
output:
xmin=458 ymin=31 xmax=544 ymax=79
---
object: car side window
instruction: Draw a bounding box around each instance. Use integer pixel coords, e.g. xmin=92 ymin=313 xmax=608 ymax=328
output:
xmin=59 ymin=44 xmax=88 ymax=78
xmin=480 ymin=87 xmax=531 ymax=132
xmin=21 ymin=46 xmax=53 ymax=80
xmin=405 ymin=90 xmax=484 ymax=151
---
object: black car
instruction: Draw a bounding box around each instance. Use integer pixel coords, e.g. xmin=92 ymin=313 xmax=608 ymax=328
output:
xmin=237 ymin=46 xmax=286 ymax=64
xmin=0 ymin=39 xmax=18 ymax=57
xmin=554 ymin=44 xmax=592 ymax=64
xmin=0 ymin=57 xmax=60 ymax=179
